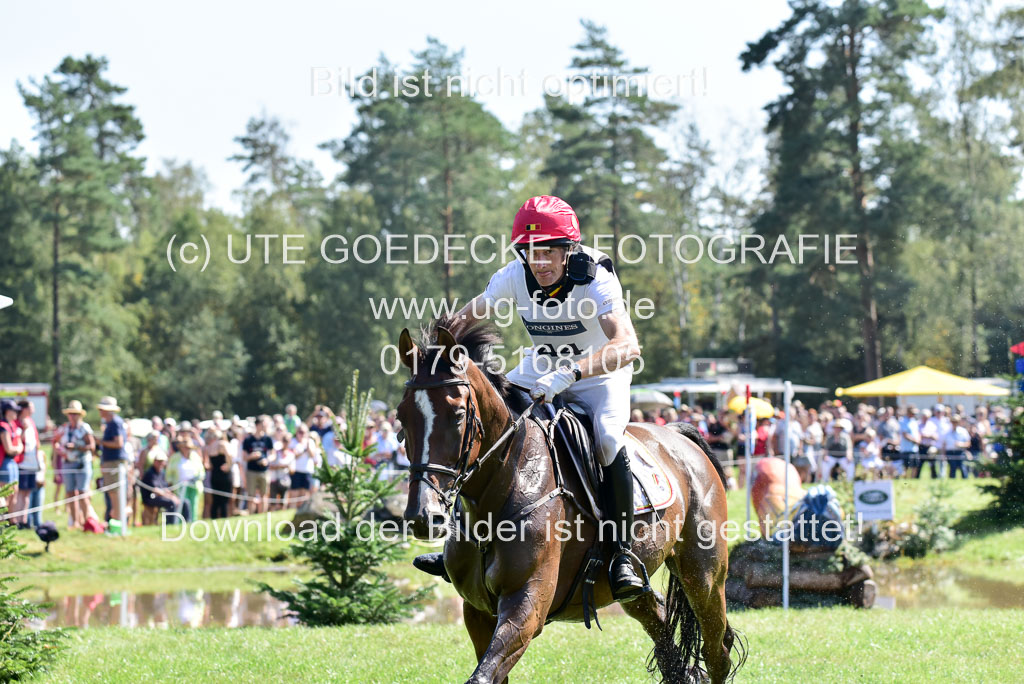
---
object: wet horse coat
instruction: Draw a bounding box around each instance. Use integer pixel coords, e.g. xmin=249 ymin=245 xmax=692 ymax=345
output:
xmin=397 ymin=319 xmax=745 ymax=683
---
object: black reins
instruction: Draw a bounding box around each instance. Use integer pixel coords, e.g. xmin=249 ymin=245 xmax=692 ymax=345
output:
xmin=405 ymin=374 xmax=539 ymax=510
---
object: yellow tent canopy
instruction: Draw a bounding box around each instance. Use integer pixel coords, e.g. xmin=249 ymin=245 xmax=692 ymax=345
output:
xmin=728 ymin=395 xmax=775 ymax=418
xmin=836 ymin=365 xmax=1009 ymax=398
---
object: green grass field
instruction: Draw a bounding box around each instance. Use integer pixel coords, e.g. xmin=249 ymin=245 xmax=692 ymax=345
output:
xmin=32 ymin=608 xmax=1024 ymax=683
xmin=9 ymin=475 xmax=1024 ymax=682
xmin=5 ymin=509 xmax=296 ymax=574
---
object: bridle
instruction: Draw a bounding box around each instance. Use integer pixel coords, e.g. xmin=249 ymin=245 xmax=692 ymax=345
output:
xmin=405 ymin=374 xmax=538 ymax=511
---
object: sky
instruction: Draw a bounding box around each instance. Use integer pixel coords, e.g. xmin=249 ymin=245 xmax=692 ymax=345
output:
xmin=1 ymin=0 xmax=799 ymax=212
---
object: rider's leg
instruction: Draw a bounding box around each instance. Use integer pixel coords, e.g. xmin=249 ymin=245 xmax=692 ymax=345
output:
xmin=565 ymin=375 xmax=645 ymax=601
xmin=413 ymin=552 xmax=451 ymax=582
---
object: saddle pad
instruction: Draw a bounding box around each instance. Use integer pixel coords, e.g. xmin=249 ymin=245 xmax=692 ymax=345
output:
xmin=625 ymin=432 xmax=676 ymax=514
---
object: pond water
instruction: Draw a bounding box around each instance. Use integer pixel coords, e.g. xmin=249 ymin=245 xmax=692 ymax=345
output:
xmin=21 ymin=570 xmax=466 ymax=629
xmin=23 ymin=562 xmax=1024 ymax=629
xmin=872 ymin=564 xmax=1024 ymax=610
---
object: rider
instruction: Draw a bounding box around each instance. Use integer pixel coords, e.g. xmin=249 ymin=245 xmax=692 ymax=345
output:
xmin=414 ymin=195 xmax=646 ymax=601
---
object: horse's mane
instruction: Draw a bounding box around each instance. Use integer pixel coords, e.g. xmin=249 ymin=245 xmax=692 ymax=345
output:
xmin=415 ymin=314 xmax=510 ymax=399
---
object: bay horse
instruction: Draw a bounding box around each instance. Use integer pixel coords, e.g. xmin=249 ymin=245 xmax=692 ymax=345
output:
xmin=396 ymin=317 xmax=745 ymax=683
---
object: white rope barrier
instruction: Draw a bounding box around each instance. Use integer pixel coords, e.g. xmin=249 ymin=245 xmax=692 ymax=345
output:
xmin=0 ymin=481 xmax=121 ymax=521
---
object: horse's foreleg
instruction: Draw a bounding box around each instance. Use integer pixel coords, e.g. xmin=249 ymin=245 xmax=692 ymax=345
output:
xmin=465 ymin=587 xmax=548 ymax=684
xmin=464 ymin=603 xmax=507 ymax=684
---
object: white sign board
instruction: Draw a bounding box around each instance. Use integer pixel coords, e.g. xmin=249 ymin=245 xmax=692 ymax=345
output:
xmin=853 ymin=480 xmax=895 ymax=521
xmin=0 ymin=385 xmax=50 ymax=430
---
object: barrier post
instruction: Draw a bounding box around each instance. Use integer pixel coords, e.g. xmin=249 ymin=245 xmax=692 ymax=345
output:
xmin=117 ymin=462 xmax=128 ymax=536
xmin=745 ymin=384 xmax=753 ymax=525
xmin=782 ymin=380 xmax=793 ymax=610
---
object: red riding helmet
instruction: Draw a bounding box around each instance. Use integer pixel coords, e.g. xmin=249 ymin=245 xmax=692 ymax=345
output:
xmin=511 ymin=196 xmax=581 ymax=246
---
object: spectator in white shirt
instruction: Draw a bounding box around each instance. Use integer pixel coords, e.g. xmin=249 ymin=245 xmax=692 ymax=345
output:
xmin=288 ymin=424 xmax=321 ymax=504
xmin=942 ymin=416 xmax=972 ymax=479
xmin=917 ymin=410 xmax=939 ymax=479
xmin=898 ymin=407 xmax=920 ymax=478
xmin=373 ymin=422 xmax=400 ymax=468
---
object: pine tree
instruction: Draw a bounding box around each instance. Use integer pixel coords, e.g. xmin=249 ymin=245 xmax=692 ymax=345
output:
xmin=260 ymin=371 xmax=429 ymax=625
xmin=0 ymin=486 xmax=67 ymax=680
xmin=18 ymin=55 xmax=145 ymax=412
xmin=741 ymin=0 xmax=943 ymax=384
xmin=980 ymin=365 xmax=1024 ymax=521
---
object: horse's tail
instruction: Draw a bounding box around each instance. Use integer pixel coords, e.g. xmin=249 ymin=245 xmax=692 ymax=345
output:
xmin=658 ymin=572 xmax=749 ymax=683
xmin=667 ymin=422 xmax=729 ymax=491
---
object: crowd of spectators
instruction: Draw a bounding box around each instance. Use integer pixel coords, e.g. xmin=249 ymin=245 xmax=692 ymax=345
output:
xmin=2 ymin=391 xmax=1012 ymax=530
xmin=1 ymin=397 xmax=407 ymax=531
xmin=631 ymin=399 xmax=1009 ymax=487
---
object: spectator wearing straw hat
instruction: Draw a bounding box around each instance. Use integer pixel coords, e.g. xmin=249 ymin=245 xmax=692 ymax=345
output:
xmin=97 ymin=396 xmax=131 ymax=523
xmin=0 ymin=399 xmax=24 ymax=512
xmin=59 ymin=400 xmax=96 ymax=529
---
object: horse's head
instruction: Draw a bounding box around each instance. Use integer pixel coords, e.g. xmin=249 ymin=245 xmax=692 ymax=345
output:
xmin=397 ymin=324 xmax=484 ymax=539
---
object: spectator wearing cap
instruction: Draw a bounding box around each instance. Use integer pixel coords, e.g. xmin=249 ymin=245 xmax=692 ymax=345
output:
xmin=820 ymin=419 xmax=854 ymax=482
xmin=140 ymin=450 xmax=180 ymax=520
xmin=14 ymin=400 xmax=45 ymax=529
xmin=96 ymin=396 xmax=131 ymax=523
xmin=310 ymin=407 xmax=341 ymax=467
xmin=0 ymin=399 xmax=24 ymax=512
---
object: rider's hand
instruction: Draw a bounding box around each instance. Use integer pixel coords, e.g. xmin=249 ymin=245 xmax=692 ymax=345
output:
xmin=530 ymin=367 xmax=577 ymax=403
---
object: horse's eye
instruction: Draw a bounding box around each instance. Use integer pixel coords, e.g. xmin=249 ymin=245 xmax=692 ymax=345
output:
xmin=454 ymin=409 xmax=467 ymax=423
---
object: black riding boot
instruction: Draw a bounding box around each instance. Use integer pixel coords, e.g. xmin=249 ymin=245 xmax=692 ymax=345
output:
xmin=603 ymin=447 xmax=646 ymax=602
xmin=412 ymin=552 xmax=451 ymax=583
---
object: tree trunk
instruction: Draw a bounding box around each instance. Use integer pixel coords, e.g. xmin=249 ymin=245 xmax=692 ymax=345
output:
xmin=52 ymin=200 xmax=62 ymax=411
xmin=845 ymin=26 xmax=882 ymax=381
xmin=440 ymin=109 xmax=453 ymax=302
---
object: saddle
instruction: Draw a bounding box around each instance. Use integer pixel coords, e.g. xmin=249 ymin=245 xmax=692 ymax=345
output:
xmin=506 ymin=387 xmax=663 ymax=628
xmin=506 ymin=387 xmax=671 ymax=521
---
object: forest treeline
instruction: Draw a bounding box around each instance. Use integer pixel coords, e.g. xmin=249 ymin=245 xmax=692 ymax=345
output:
xmin=2 ymin=3 xmax=1023 ymax=418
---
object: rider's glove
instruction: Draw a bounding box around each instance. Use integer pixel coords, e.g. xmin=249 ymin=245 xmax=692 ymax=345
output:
xmin=531 ymin=365 xmax=578 ymax=403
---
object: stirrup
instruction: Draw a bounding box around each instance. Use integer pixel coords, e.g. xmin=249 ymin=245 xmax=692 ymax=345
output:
xmin=412 ymin=552 xmax=451 ymax=583
xmin=609 ymin=549 xmax=649 ymax=602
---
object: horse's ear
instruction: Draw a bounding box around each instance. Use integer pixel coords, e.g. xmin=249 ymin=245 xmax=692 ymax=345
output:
xmin=398 ymin=328 xmax=417 ymax=371
xmin=436 ymin=326 xmax=464 ymax=365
